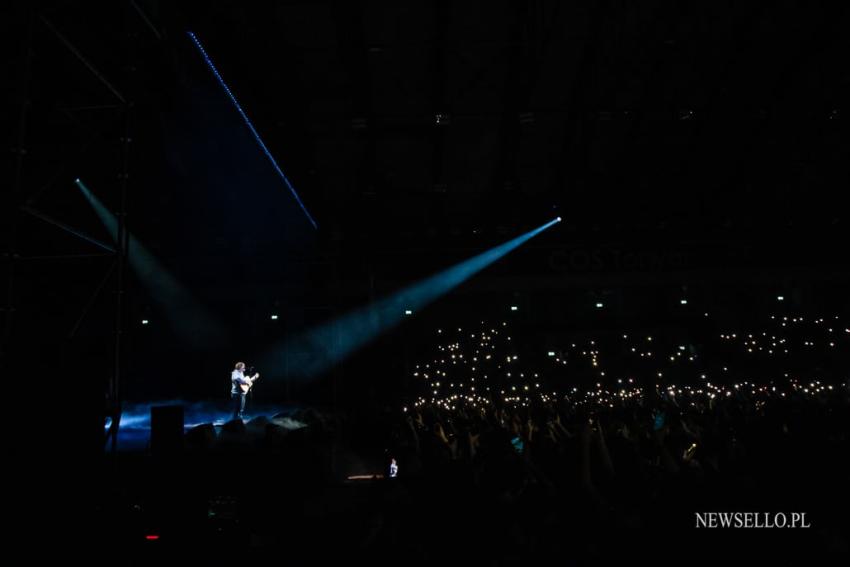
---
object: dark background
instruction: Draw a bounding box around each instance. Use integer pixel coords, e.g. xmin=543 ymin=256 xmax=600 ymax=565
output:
xmin=2 ymin=0 xmax=848 ymax=415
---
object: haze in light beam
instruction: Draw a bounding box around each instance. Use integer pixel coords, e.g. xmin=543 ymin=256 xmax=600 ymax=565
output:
xmin=261 ymin=218 xmax=560 ymax=380
xmin=187 ymin=31 xmax=317 ymax=230
xmin=76 ymin=179 xmax=227 ymax=347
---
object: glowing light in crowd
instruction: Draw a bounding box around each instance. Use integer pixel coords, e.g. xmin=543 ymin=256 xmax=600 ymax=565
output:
xmin=408 ymin=307 xmax=846 ymax=413
xmin=187 ymin=31 xmax=317 ymax=229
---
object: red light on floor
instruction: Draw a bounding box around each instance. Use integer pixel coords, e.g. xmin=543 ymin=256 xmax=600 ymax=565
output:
xmin=145 ymin=535 xmax=160 ymax=541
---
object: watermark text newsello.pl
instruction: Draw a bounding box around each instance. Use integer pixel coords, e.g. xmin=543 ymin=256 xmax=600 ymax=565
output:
xmin=696 ymin=512 xmax=811 ymax=529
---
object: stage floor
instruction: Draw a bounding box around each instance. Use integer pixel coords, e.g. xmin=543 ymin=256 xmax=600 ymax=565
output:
xmin=105 ymin=400 xmax=306 ymax=451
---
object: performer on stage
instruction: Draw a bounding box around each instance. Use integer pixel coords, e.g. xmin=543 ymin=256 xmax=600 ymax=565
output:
xmin=231 ymin=362 xmax=259 ymax=420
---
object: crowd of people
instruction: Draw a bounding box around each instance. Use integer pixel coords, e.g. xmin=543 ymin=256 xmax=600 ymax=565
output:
xmin=95 ymin=309 xmax=849 ymax=563
xmin=374 ymin=371 xmax=848 ymax=560
xmin=370 ymin=310 xmax=850 ymax=562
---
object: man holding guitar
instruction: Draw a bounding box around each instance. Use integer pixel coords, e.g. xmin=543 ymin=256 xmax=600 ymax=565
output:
xmin=231 ymin=362 xmax=260 ymax=420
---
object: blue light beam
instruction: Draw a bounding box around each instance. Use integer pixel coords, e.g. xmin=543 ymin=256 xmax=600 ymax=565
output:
xmin=75 ymin=179 xmax=228 ymax=347
xmin=187 ymin=31 xmax=318 ymax=230
xmin=261 ymin=217 xmax=561 ymax=380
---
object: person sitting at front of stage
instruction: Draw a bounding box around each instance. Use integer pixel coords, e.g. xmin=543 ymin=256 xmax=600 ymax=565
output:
xmin=231 ymin=362 xmax=251 ymax=420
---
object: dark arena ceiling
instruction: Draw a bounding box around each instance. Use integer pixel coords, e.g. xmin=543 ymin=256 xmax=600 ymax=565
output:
xmin=3 ymin=0 xmax=848 ymax=390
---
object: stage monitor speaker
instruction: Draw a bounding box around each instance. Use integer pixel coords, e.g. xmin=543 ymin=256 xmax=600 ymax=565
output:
xmin=151 ymin=404 xmax=184 ymax=455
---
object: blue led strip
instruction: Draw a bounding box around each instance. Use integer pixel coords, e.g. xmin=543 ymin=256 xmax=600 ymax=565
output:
xmin=187 ymin=31 xmax=318 ymax=230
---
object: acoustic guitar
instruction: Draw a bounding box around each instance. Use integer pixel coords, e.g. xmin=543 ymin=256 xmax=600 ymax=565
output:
xmin=239 ymin=373 xmax=260 ymax=394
